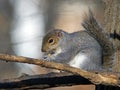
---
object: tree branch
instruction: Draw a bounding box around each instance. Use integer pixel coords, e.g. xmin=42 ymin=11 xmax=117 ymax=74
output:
xmin=0 ymin=53 xmax=119 ymax=89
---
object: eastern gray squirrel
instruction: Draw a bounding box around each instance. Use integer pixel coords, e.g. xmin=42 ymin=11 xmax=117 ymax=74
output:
xmin=41 ymin=11 xmax=114 ymax=71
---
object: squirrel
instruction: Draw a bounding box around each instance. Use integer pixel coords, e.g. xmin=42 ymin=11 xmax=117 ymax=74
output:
xmin=41 ymin=11 xmax=114 ymax=71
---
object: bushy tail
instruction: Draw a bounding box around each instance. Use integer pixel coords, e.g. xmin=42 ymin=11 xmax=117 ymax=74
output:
xmin=82 ymin=10 xmax=115 ymax=70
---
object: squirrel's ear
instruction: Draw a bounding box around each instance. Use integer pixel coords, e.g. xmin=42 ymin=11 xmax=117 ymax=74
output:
xmin=57 ymin=31 xmax=62 ymax=37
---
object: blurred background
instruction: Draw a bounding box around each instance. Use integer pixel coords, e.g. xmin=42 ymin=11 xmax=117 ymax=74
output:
xmin=0 ymin=0 xmax=104 ymax=90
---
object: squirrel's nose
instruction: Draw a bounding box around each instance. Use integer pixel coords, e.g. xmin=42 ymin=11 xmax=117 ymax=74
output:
xmin=41 ymin=48 xmax=45 ymax=52
xmin=41 ymin=47 xmax=46 ymax=52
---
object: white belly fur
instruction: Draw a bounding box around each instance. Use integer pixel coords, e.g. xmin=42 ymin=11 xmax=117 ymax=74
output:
xmin=68 ymin=53 xmax=87 ymax=68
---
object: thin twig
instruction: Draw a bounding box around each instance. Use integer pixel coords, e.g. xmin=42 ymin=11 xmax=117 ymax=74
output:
xmin=0 ymin=53 xmax=119 ymax=87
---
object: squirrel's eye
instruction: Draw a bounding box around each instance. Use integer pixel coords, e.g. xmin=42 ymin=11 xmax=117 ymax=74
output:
xmin=48 ymin=38 xmax=54 ymax=44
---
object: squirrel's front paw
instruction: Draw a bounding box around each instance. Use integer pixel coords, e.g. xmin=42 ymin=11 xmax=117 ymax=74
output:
xmin=42 ymin=56 xmax=50 ymax=61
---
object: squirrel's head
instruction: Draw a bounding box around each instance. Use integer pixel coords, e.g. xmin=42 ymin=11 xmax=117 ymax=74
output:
xmin=41 ymin=29 xmax=67 ymax=53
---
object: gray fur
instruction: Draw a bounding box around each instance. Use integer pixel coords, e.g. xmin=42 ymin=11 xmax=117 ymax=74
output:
xmin=42 ymin=30 xmax=102 ymax=71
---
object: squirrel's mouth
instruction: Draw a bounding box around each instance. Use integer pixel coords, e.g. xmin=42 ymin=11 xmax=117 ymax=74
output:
xmin=49 ymin=50 xmax=55 ymax=55
xmin=43 ymin=49 xmax=56 ymax=56
xmin=42 ymin=47 xmax=62 ymax=59
xmin=42 ymin=50 xmax=56 ymax=60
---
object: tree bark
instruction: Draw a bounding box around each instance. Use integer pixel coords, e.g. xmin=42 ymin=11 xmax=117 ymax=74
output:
xmin=96 ymin=0 xmax=120 ymax=90
xmin=103 ymin=0 xmax=120 ymax=73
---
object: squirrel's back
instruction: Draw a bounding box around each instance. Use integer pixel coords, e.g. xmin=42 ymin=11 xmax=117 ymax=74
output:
xmin=70 ymin=31 xmax=101 ymax=50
